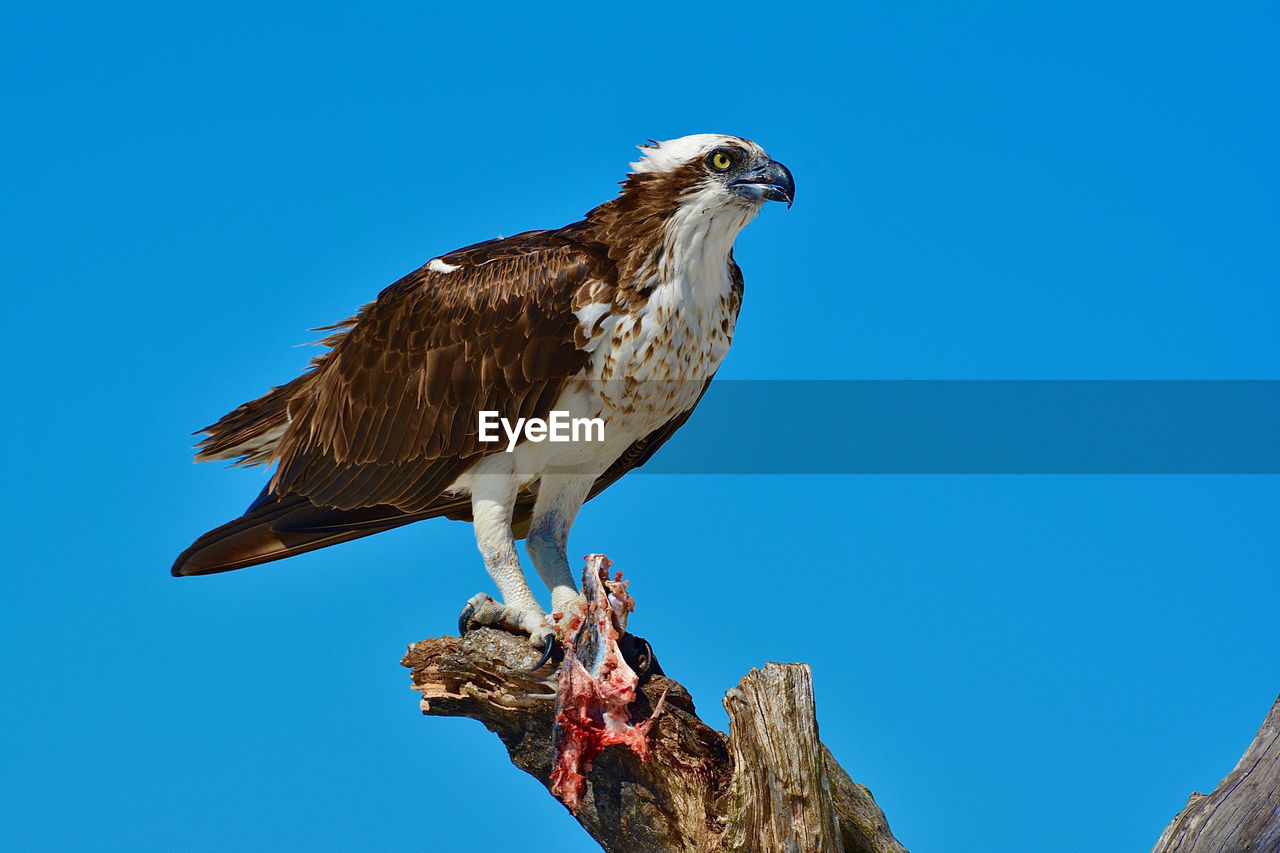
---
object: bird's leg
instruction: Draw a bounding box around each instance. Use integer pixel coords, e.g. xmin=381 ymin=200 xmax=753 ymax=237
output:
xmin=459 ymin=466 xmax=552 ymax=648
xmin=527 ymin=470 xmax=594 ymax=622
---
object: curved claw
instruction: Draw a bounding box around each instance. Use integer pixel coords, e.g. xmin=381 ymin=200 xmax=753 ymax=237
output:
xmin=619 ymin=633 xmax=663 ymax=677
xmin=457 ymin=601 xmax=476 ymax=636
xmin=526 ymin=634 xmax=557 ymax=671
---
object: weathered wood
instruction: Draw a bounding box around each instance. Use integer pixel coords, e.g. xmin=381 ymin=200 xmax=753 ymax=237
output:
xmin=823 ymin=744 xmax=909 ymax=853
xmin=1151 ymin=693 xmax=1280 ymax=853
xmin=402 ymin=629 xmax=907 ymax=852
xmin=724 ymin=663 xmax=847 ymax=853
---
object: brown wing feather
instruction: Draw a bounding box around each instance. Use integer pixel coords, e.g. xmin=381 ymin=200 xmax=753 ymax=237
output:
xmin=193 ymin=375 xmax=307 ymax=466
xmin=267 ymin=224 xmax=607 ymax=513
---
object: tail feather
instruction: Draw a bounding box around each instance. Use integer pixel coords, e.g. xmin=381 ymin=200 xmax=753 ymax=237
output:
xmin=171 ymin=494 xmax=436 ymax=576
xmin=173 ymin=485 xmax=541 ymax=577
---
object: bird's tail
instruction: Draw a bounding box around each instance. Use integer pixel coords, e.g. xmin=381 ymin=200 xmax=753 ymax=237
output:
xmin=171 ymin=492 xmax=441 ymax=576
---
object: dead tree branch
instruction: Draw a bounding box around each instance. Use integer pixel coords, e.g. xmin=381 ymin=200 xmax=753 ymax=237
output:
xmin=402 ymin=628 xmax=906 ymax=853
xmin=1151 ymin=693 xmax=1280 ymax=853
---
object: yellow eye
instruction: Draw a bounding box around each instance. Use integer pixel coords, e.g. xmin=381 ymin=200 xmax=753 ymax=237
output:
xmin=710 ymin=150 xmax=733 ymax=171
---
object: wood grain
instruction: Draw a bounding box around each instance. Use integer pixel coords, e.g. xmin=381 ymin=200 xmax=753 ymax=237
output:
xmin=1152 ymin=693 xmax=1280 ymax=853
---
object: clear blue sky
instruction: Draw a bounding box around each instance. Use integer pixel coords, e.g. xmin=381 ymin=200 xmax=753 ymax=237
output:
xmin=2 ymin=3 xmax=1277 ymax=851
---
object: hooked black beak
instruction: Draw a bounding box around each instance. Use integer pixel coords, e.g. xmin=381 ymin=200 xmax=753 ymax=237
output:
xmin=730 ymin=158 xmax=795 ymax=208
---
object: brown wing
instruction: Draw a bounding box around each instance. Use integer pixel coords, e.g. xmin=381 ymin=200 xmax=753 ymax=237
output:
xmin=270 ymin=225 xmax=609 ymax=513
xmin=173 ymin=226 xmax=613 ymax=577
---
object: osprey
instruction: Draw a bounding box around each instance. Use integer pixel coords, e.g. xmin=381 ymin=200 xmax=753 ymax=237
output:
xmin=173 ymin=134 xmax=793 ymax=648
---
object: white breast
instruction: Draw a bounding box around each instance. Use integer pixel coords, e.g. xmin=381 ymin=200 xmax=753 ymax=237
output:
xmin=469 ymin=187 xmax=752 ymax=485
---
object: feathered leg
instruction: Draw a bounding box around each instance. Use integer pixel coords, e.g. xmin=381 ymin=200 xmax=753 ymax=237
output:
xmin=526 ymin=468 xmax=594 ymax=616
xmin=458 ymin=457 xmax=552 ymax=647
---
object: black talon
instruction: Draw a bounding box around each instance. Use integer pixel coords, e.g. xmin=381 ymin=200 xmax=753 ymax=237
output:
xmin=458 ymin=602 xmax=475 ymax=636
xmin=526 ymin=634 xmax=557 ymax=671
xmin=620 ymin=633 xmax=663 ymax=677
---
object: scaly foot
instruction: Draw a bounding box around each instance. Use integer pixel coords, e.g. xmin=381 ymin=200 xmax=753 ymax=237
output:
xmin=457 ymin=592 xmax=555 ymax=652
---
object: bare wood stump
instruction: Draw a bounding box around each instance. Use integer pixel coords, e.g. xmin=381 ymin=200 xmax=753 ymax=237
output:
xmin=726 ymin=662 xmax=904 ymax=853
xmin=1152 ymin=693 xmax=1280 ymax=853
xmin=402 ymin=629 xmax=907 ymax=853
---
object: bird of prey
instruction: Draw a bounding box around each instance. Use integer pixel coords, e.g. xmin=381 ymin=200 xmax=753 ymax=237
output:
xmin=173 ymin=133 xmax=793 ymax=649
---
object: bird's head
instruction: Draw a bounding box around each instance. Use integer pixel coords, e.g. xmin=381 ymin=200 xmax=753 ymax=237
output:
xmin=627 ymin=133 xmax=795 ymax=212
xmin=588 ymin=134 xmax=793 ymax=279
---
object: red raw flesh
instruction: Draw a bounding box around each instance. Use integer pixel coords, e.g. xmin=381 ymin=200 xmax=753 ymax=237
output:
xmin=549 ymin=555 xmax=663 ymax=812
